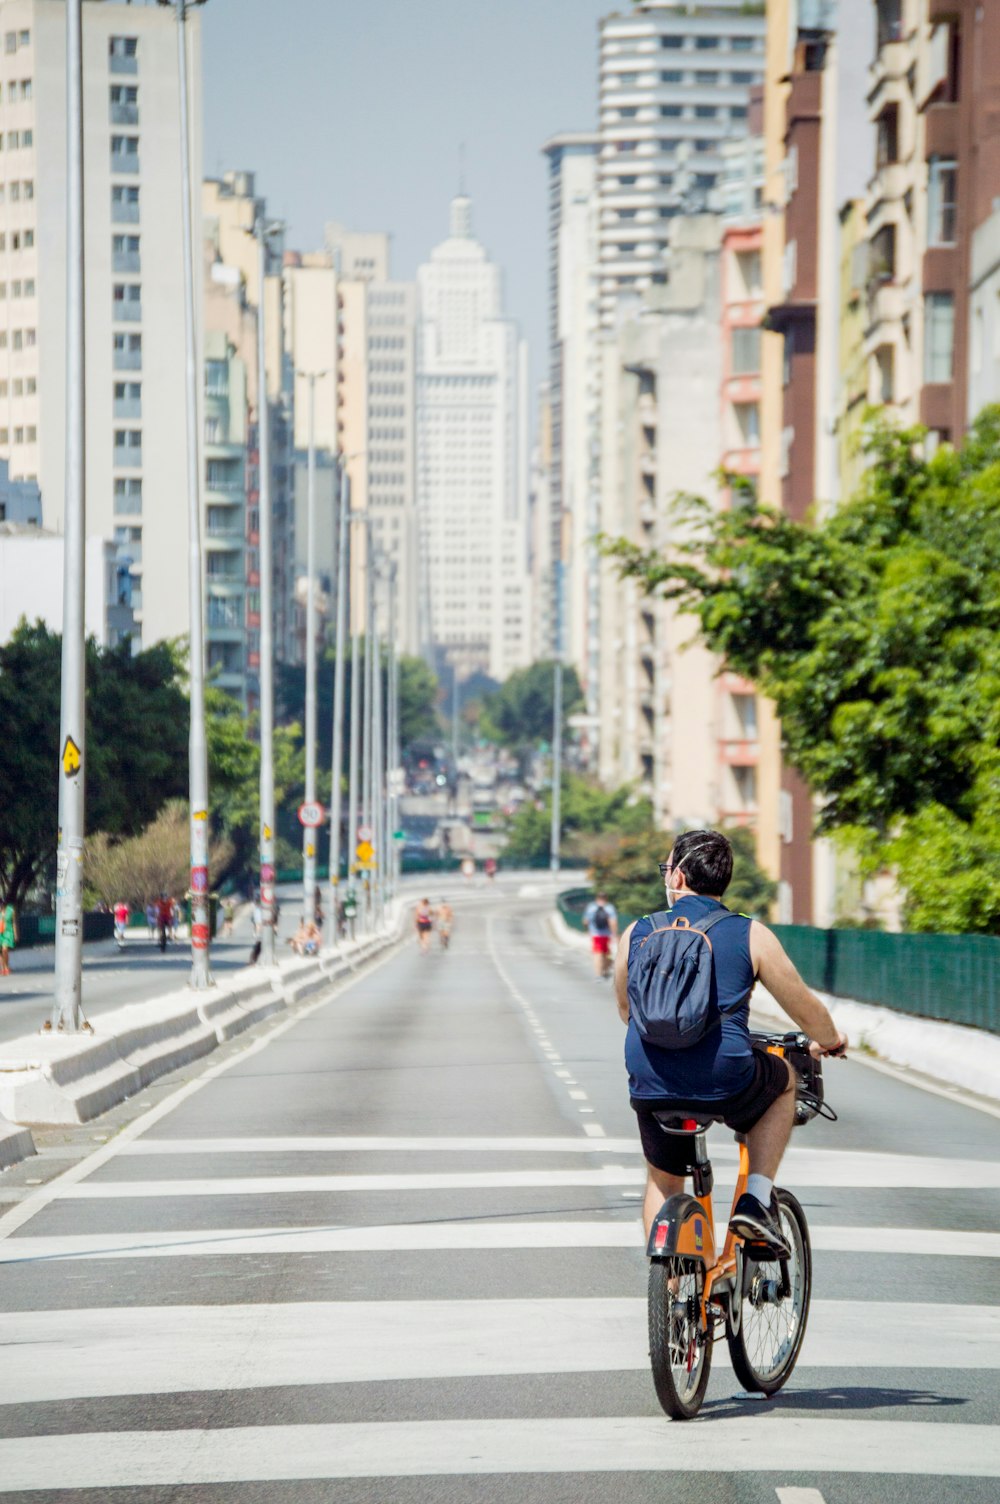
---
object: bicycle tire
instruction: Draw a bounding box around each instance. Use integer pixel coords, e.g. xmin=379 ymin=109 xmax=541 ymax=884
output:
xmin=648 ymin=1255 xmax=712 ymax=1419
xmin=726 ymin=1186 xmax=811 ymax=1395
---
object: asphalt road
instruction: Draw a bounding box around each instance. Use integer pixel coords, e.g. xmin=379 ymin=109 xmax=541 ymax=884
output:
xmin=0 ymin=884 xmax=997 ymax=1502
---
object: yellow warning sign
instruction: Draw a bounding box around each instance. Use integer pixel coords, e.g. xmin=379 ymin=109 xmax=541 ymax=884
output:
xmin=192 ymin=808 xmax=208 ymax=822
xmin=356 ymin=840 xmax=375 ymax=864
xmin=262 ymin=823 xmax=272 ymax=841
xmin=62 ymin=736 xmax=81 ymax=778
xmin=306 ymin=842 xmax=315 ymax=859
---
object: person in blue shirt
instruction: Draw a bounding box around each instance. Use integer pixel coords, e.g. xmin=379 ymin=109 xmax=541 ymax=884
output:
xmin=613 ymin=828 xmax=847 ymax=1254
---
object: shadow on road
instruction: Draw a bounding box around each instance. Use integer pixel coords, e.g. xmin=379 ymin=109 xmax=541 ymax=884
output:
xmin=706 ymin=1385 xmax=967 ymax=1418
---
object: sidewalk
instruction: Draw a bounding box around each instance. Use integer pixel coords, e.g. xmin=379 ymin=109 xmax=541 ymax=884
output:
xmin=550 ymin=910 xmax=1000 ymax=1106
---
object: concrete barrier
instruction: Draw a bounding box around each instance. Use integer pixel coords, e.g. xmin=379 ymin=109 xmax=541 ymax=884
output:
xmin=0 ymin=910 xmax=408 ymax=1167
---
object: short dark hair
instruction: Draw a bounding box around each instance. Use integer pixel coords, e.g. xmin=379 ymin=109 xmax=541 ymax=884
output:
xmin=670 ymin=829 xmax=733 ymax=896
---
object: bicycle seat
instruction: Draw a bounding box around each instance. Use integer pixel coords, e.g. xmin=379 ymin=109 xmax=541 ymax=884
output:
xmin=652 ymin=1112 xmax=723 ymax=1135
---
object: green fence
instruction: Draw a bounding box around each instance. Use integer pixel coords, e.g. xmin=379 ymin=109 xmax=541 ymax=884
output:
xmin=771 ymin=924 xmax=999 ymax=1035
xmin=14 ymin=912 xmax=115 ymax=950
xmin=559 ymin=890 xmax=1000 ymax=1034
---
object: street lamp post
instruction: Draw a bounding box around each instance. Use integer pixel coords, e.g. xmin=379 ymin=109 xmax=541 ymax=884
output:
xmin=361 ymin=543 xmax=375 ymax=931
xmin=328 ymin=465 xmax=349 ymax=931
xmin=174 ymin=0 xmax=212 ymax=987
xmin=51 ymin=0 xmax=86 ymax=1032
xmin=550 ymin=658 xmax=563 ymax=875
xmin=347 ymin=621 xmax=361 ymax=936
xmin=297 ymin=370 xmax=331 ymax=925
xmin=255 ymin=219 xmax=279 ymax=965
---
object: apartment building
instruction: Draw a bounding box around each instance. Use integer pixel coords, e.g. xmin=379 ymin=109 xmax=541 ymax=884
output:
xmin=597 ymin=216 xmax=725 ymax=827
xmin=416 ymin=193 xmax=530 ymax=685
xmin=597 ymin=0 xmax=765 ymax=326
xmin=0 ymin=523 xmax=133 ymax=647
xmin=2 ymin=0 xmax=202 ymax=649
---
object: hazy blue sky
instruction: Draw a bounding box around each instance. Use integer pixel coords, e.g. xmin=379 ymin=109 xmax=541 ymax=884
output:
xmin=201 ymin=0 xmax=612 ymax=396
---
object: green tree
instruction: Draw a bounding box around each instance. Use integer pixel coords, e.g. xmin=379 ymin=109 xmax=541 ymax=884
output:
xmin=481 ymin=660 xmax=584 ymax=750
xmin=277 ymin=646 xmax=439 ymax=769
xmin=206 ymin=687 xmax=306 ymax=886
xmin=0 ymin=623 xmax=188 ymax=906
xmin=503 ymin=774 xmax=652 ymax=865
xmin=605 ymin=411 xmax=1000 ymax=932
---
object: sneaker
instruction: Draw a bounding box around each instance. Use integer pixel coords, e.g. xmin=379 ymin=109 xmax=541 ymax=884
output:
xmin=729 ymin=1192 xmax=790 ymax=1258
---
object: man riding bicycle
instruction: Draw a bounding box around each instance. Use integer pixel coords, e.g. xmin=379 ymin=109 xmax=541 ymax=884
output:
xmin=614 ymin=829 xmax=847 ymax=1255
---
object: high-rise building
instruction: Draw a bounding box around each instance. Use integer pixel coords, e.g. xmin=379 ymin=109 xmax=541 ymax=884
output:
xmin=597 ymin=0 xmax=766 ymax=325
xmin=3 ymin=0 xmax=203 ymax=649
xmin=541 ymin=133 xmax=601 ymax=748
xmin=416 ymin=193 xmax=529 ymax=685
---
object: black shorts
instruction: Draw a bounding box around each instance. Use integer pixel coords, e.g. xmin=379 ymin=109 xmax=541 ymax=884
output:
xmin=632 ymin=1046 xmax=792 ymax=1175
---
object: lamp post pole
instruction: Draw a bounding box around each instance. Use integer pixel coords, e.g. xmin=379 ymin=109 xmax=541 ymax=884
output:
xmin=297 ymin=370 xmax=330 ymax=925
xmin=255 ymin=221 xmax=277 ymax=964
xmin=549 ymin=659 xmax=563 ymax=874
xmin=174 ymin=0 xmax=212 ymax=986
xmin=51 ymin=0 xmax=86 ymax=1031
xmin=329 ymin=465 xmax=349 ymax=931
xmin=361 ymin=530 xmax=375 ymax=932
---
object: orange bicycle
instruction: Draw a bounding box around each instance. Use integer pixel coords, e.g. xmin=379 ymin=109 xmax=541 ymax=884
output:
xmin=646 ymin=1030 xmax=837 ymax=1419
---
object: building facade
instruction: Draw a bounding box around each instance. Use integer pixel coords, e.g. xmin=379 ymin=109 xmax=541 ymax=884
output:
xmin=6 ymin=0 xmax=204 ymax=650
xmin=416 ymin=193 xmax=529 ymax=685
xmin=597 ymin=0 xmax=766 ymax=326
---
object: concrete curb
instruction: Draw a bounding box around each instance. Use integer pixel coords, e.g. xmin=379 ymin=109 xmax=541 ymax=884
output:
xmin=550 ymin=910 xmax=999 ymax=1104
xmin=0 ymin=911 xmax=408 ymax=1166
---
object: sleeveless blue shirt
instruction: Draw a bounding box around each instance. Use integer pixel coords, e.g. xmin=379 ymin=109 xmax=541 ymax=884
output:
xmin=625 ymin=895 xmax=756 ymax=1102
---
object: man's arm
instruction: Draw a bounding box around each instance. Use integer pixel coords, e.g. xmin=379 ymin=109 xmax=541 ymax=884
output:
xmin=750 ymin=921 xmax=847 ymax=1056
xmin=613 ymin=921 xmax=636 ymax=1024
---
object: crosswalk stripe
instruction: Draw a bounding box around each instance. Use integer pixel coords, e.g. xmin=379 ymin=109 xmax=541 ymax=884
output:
xmin=57 ymin=1142 xmax=1000 ymax=1195
xmin=3 ymin=1223 xmax=997 ymax=1264
xmin=0 ymin=1416 xmax=993 ymax=1489
xmin=2 ymin=1298 xmax=997 ymax=1404
xmin=119 ymin=1136 xmax=644 ymax=1155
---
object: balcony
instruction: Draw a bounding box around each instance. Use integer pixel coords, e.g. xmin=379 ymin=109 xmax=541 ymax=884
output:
xmin=109 ymin=102 xmax=138 ymax=126
xmin=924 ymin=101 xmax=959 ymax=160
xmin=111 ymin=200 xmax=139 ymax=225
xmin=109 ymin=54 xmax=138 ymax=76
xmin=206 ymin=518 xmax=245 ymax=540
xmin=113 ymin=444 xmax=142 ymax=469
xmin=112 ymin=250 xmax=140 ymax=274
xmin=113 ymin=398 xmax=141 ymax=421
xmin=864 ymin=277 xmax=903 ymax=336
xmin=204 ymin=477 xmax=244 ymax=501
xmin=110 ymin=152 xmax=140 ymax=176
xmin=113 ymin=300 xmax=141 ymax=324
xmin=638 ymin=392 xmax=657 ymax=425
xmin=113 ymin=347 xmax=141 ymax=372
xmin=720 ymin=738 xmax=759 ymax=767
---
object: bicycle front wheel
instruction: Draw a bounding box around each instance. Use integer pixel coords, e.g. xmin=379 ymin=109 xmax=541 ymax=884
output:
xmin=726 ymin=1187 xmax=811 ymax=1394
xmin=648 ymin=1255 xmax=712 ymax=1419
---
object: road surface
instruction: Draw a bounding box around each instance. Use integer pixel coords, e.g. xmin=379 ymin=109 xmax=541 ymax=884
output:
xmin=0 ymin=882 xmax=997 ymax=1501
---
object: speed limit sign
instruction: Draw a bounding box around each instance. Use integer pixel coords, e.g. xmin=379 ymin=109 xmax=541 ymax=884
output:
xmin=298 ymin=801 xmax=324 ymax=828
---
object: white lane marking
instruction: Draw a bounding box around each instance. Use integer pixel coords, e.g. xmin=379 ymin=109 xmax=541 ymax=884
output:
xmin=0 ymin=1419 xmax=995 ymax=1490
xmin=568 ymin=1090 xmax=588 ymax=1101
xmin=3 ymin=1299 xmax=999 ymax=1404
xmin=57 ymin=1168 xmax=647 ymax=1199
xmin=59 ymin=1144 xmax=1000 ymax=1190
xmin=583 ymin=1123 xmax=606 ymax=1138
xmin=0 ymin=940 xmax=409 ymax=1243
xmin=0 ymin=1221 xmax=645 ymax=1262
xmin=776 ymin=1491 xmax=829 ymax=1504
xmin=118 ymin=1136 xmax=644 ymax=1156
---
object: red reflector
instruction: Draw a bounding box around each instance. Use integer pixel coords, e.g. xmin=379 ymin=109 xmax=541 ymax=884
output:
xmin=654 ymin=1224 xmax=669 ymax=1250
xmin=682 ymin=1119 xmax=698 ymax=1131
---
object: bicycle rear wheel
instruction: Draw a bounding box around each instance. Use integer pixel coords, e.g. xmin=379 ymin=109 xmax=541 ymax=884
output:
xmin=726 ymin=1187 xmax=811 ymax=1394
xmin=648 ymin=1255 xmax=712 ymax=1419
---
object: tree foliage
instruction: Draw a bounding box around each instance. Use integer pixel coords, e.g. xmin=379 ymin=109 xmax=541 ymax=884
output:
xmin=480 ymin=660 xmax=584 ymax=750
xmin=503 ymin=774 xmax=652 ymax=865
xmin=206 ymin=687 xmax=306 ymax=886
xmin=605 ymin=412 xmax=1000 ymax=932
xmin=587 ymin=824 xmax=777 ymax=921
xmin=0 ymin=623 xmax=188 ymax=906
xmin=84 ymin=800 xmax=232 ymax=909
xmin=277 ymin=646 xmax=439 ymax=767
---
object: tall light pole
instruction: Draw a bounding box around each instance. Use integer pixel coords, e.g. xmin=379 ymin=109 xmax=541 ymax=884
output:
xmin=51 ymin=0 xmax=86 ymax=1031
xmin=550 ymin=658 xmax=563 ymax=875
xmin=174 ymin=0 xmax=212 ymax=987
xmin=297 ymin=369 xmax=331 ymax=924
xmin=328 ymin=465 xmax=350 ymax=926
xmin=361 ymin=537 xmax=376 ymax=931
xmin=347 ymin=621 xmax=361 ymax=932
xmin=255 ymin=218 xmax=279 ymax=965
xmin=386 ymin=562 xmax=400 ymax=901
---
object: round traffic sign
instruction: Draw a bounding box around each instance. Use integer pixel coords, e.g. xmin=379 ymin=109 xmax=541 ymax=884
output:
xmin=357 ymin=824 xmax=373 ymax=842
xmin=298 ymin=801 xmax=324 ymax=828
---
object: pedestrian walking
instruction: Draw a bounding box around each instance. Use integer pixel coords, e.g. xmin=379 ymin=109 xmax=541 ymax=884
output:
xmin=414 ymin=897 xmax=434 ymax=954
xmin=113 ymin=899 xmax=130 ymax=949
xmin=0 ymin=897 xmax=18 ymax=975
xmin=221 ymin=897 xmax=235 ymax=938
xmin=583 ymin=891 xmax=619 ymax=979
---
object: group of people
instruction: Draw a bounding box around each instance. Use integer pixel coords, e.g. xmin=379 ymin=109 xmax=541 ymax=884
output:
xmin=414 ymin=897 xmax=454 ymax=953
xmin=107 ymin=896 xmax=181 ymax=951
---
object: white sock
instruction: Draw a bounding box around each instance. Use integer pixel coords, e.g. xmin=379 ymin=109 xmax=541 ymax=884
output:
xmin=746 ymin=1173 xmax=773 ymax=1206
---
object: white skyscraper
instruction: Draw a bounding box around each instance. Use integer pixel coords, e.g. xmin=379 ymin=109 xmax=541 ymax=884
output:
xmin=3 ymin=0 xmax=203 ymax=649
xmin=417 ymin=193 xmax=529 ymax=684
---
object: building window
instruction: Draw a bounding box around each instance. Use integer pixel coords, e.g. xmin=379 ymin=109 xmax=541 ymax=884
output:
xmin=733 ymin=402 xmax=761 ymax=445
xmin=695 ymin=105 xmax=718 ymax=118
xmin=115 ymin=477 xmax=143 ymax=514
xmin=660 ymin=104 xmax=682 ymax=117
xmin=695 ymin=71 xmax=718 ymax=84
xmin=927 ymin=158 xmax=957 ymax=246
xmin=660 ymin=70 xmax=683 ymax=83
xmin=696 ymin=36 xmax=720 ymax=50
xmin=617 ymin=107 xmax=638 ymax=119
xmin=875 ymin=344 xmax=894 ymax=402
xmin=732 ymin=326 xmax=762 ymax=375
xmin=731 ymin=36 xmax=755 ymax=53
xmin=876 ymin=0 xmax=903 ymax=47
xmin=782 ymin=326 xmax=795 ymax=386
xmin=924 ymin=292 xmax=955 ymax=383
xmin=732 ymin=71 xmax=754 ymax=84
xmin=205 ymin=359 xmax=229 ymax=395
xmin=660 ymin=35 xmax=683 ymax=49
xmin=876 ymin=103 xmax=899 ymax=167
xmin=19 ymin=80 xmax=30 ymax=100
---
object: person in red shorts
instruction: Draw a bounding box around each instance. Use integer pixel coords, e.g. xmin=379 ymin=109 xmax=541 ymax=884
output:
xmin=583 ymin=892 xmax=618 ymax=978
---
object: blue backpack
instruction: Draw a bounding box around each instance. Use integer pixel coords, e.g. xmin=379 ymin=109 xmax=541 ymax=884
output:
xmin=627 ymin=908 xmax=750 ymax=1050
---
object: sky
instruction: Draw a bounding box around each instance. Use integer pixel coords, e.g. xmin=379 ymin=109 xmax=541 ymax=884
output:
xmin=200 ymin=0 xmax=611 ymax=399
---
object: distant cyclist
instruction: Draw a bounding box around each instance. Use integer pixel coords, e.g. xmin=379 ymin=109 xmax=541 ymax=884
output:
xmin=436 ymin=899 xmax=453 ymax=950
xmin=614 ymin=829 xmax=847 ymax=1253
xmin=583 ymin=891 xmax=618 ymax=978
